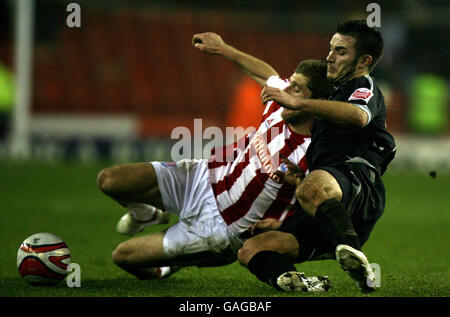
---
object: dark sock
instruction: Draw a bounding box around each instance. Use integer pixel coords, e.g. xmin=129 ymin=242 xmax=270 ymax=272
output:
xmin=315 ymin=198 xmax=361 ymax=250
xmin=247 ymin=250 xmax=296 ymax=290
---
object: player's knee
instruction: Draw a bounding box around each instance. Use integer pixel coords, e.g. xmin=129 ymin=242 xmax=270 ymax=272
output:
xmin=296 ymin=180 xmax=341 ymax=215
xmin=112 ymin=242 xmax=133 ymax=267
xmin=296 ymin=181 xmax=320 ymax=211
xmin=237 ymin=240 xmax=256 ymax=267
xmin=97 ymin=168 xmax=111 ymax=192
xmin=237 ymin=248 xmax=251 ymax=267
xmin=97 ymin=167 xmax=120 ymax=196
xmin=238 ymin=231 xmax=278 ymax=266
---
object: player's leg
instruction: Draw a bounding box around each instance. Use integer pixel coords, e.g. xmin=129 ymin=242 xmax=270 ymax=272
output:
xmin=295 ymin=169 xmax=361 ymax=250
xmin=238 ymin=230 xmax=299 ymax=266
xmin=111 ymin=231 xmax=175 ymax=279
xmin=112 ymin=159 xmax=236 ymax=278
xmin=97 ymin=162 xmax=163 ymax=208
xmin=237 ymin=231 xmax=298 ymax=288
xmin=97 ymin=163 xmax=170 ymax=234
xmin=238 ymin=230 xmax=330 ymax=292
xmin=112 ymin=223 xmax=234 ymax=279
xmin=297 ymin=165 xmax=376 ymax=292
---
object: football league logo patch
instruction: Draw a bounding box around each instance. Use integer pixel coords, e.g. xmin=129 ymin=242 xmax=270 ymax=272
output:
xmin=161 ymin=162 xmax=176 ymax=168
xmin=348 ymin=88 xmax=373 ymax=103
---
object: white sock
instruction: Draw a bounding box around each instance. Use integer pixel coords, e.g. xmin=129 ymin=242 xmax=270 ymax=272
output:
xmin=158 ymin=266 xmax=172 ymax=278
xmin=126 ymin=203 xmax=164 ymax=222
xmin=147 ymin=266 xmax=173 ymax=279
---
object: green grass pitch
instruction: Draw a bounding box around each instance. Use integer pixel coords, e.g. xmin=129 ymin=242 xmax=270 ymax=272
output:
xmin=0 ymin=161 xmax=448 ymax=297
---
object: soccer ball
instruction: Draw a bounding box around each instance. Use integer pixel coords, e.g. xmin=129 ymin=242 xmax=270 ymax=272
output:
xmin=17 ymin=232 xmax=71 ymax=286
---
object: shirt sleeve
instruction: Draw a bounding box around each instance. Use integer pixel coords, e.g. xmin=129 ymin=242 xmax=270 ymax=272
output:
xmin=266 ymin=76 xmax=290 ymax=90
xmin=338 ymin=77 xmax=380 ymax=126
xmin=348 ymin=87 xmax=374 ymax=125
xmin=262 ymin=76 xmax=290 ymax=116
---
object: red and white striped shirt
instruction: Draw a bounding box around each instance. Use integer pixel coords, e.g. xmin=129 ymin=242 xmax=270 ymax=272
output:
xmin=207 ymin=76 xmax=311 ymax=238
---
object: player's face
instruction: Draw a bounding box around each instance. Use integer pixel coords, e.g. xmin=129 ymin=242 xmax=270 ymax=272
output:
xmin=281 ymin=72 xmax=313 ymax=123
xmin=326 ymin=33 xmax=359 ymax=83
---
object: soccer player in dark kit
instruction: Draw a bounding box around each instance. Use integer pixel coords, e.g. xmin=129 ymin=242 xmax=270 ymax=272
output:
xmin=237 ymin=20 xmax=396 ymax=293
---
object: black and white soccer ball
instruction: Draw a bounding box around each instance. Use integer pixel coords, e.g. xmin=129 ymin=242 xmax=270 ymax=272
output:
xmin=17 ymin=232 xmax=71 ymax=286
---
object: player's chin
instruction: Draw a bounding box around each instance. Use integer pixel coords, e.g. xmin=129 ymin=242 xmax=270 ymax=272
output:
xmin=326 ymin=72 xmax=336 ymax=80
xmin=281 ymin=108 xmax=305 ymax=122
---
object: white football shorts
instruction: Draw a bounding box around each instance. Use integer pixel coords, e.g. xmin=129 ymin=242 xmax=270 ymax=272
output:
xmin=151 ymin=159 xmax=241 ymax=263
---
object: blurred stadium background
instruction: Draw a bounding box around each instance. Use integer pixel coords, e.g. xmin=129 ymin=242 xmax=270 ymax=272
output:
xmin=0 ymin=0 xmax=448 ymax=167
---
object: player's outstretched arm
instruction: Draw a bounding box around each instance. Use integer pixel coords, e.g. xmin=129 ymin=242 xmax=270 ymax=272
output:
xmin=192 ymin=32 xmax=278 ymax=87
xmin=261 ymin=86 xmax=368 ymax=127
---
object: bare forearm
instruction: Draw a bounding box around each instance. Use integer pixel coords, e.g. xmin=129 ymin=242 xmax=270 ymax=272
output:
xmin=260 ymin=86 xmax=368 ymax=127
xmin=298 ymin=99 xmax=368 ymax=127
xmin=222 ymin=45 xmax=278 ymax=87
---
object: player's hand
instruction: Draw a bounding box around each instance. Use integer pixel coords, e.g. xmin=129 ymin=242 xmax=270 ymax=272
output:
xmin=260 ymin=86 xmax=304 ymax=110
xmin=192 ymin=32 xmax=227 ymax=55
xmin=273 ymin=156 xmax=305 ymax=186
xmin=283 ymin=156 xmax=305 ymax=185
xmin=250 ymin=218 xmax=282 ymax=236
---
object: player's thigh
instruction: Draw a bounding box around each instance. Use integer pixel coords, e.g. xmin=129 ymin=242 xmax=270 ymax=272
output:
xmin=112 ymin=231 xmax=169 ymax=268
xmin=97 ymin=162 xmax=163 ymax=207
xmin=238 ymin=231 xmax=299 ymax=266
xmin=296 ymin=169 xmax=343 ymax=214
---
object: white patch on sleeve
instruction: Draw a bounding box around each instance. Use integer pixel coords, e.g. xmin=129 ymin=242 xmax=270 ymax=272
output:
xmin=348 ymin=87 xmax=374 ymax=103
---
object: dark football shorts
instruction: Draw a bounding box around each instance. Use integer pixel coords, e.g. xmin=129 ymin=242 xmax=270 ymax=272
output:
xmin=278 ymin=158 xmax=386 ymax=263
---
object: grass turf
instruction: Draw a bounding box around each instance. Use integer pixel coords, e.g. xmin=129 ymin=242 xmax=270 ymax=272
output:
xmin=0 ymin=161 xmax=448 ymax=297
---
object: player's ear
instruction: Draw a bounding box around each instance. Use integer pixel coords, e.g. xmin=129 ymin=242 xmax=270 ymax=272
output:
xmin=357 ymin=55 xmax=372 ymax=70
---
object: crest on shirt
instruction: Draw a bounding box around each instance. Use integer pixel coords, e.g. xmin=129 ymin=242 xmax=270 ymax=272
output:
xmin=348 ymin=88 xmax=373 ymax=103
xmin=265 ymin=119 xmax=274 ymax=128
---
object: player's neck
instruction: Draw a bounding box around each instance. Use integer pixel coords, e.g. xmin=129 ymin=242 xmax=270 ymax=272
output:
xmin=334 ymin=69 xmax=369 ymax=85
xmin=349 ymin=69 xmax=369 ymax=81
xmin=288 ymin=122 xmax=311 ymax=136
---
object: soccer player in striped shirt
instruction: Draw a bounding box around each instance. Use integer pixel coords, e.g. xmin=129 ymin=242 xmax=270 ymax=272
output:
xmin=96 ymin=32 xmax=333 ymax=291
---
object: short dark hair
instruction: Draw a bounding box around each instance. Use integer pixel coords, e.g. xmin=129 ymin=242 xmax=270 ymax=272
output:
xmin=336 ymin=20 xmax=384 ymax=72
xmin=295 ymin=59 xmax=334 ymax=99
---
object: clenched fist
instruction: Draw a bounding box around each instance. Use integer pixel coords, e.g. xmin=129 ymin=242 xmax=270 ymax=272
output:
xmin=192 ymin=32 xmax=227 ymax=55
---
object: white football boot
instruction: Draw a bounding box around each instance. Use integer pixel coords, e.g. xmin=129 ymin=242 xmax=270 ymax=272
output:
xmin=116 ymin=205 xmax=171 ymax=236
xmin=335 ymin=244 xmax=376 ymax=293
xmin=276 ymin=271 xmax=331 ymax=292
